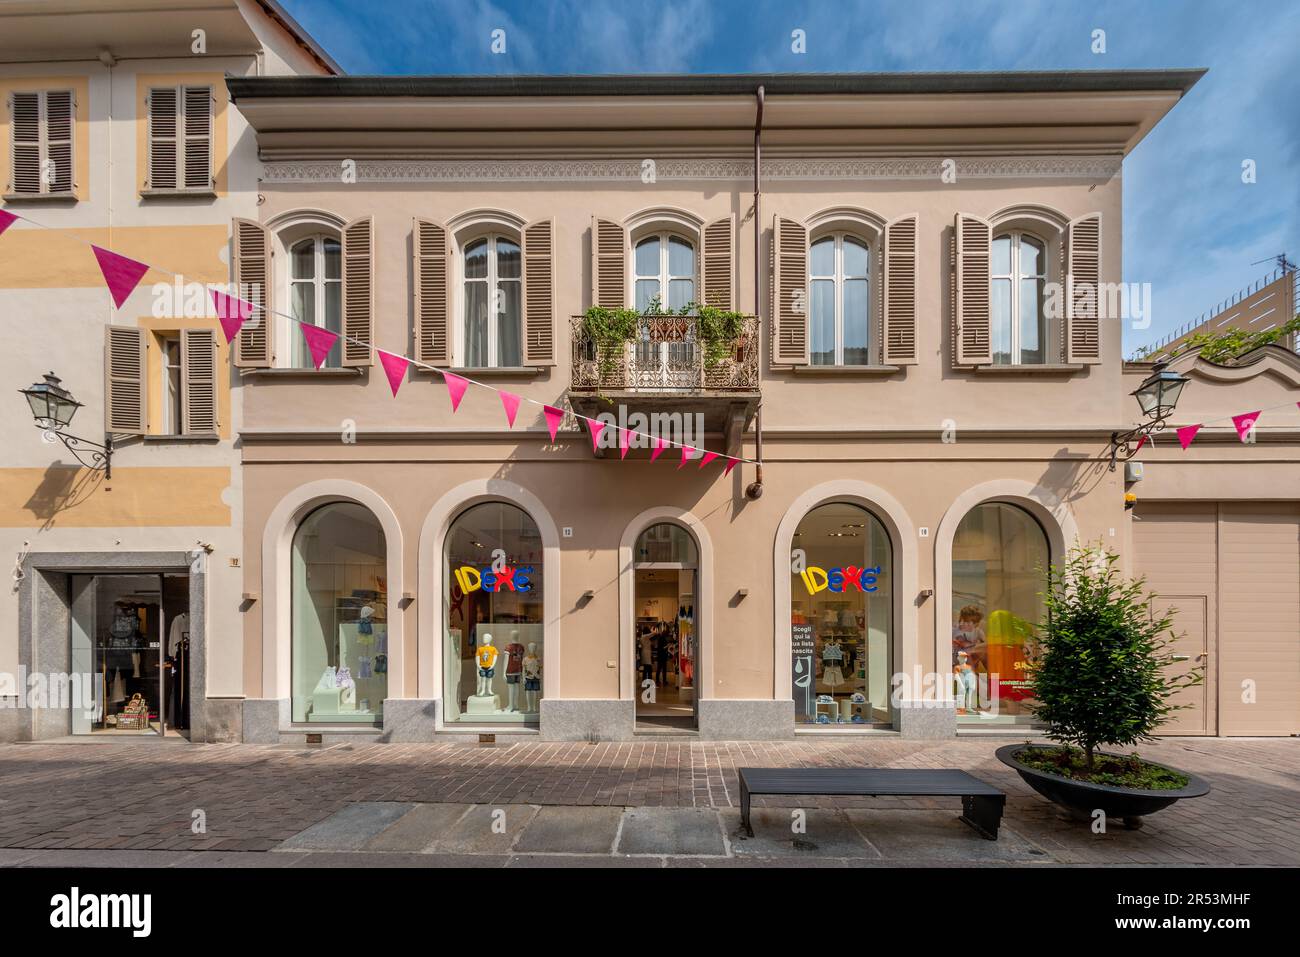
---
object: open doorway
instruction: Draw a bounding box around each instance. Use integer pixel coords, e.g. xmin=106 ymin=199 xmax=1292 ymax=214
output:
xmin=633 ymin=523 xmax=697 ymax=731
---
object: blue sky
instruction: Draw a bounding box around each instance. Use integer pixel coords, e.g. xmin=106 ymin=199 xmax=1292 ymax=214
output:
xmin=281 ymin=0 xmax=1300 ymax=352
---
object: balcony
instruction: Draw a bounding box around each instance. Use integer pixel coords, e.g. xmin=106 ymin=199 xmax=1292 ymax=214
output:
xmin=568 ymin=312 xmax=760 ymax=455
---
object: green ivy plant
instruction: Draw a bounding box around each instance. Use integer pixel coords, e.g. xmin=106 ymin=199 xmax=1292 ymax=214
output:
xmin=1172 ymin=314 xmax=1300 ymax=366
xmin=580 ymin=305 xmax=639 ymax=381
xmin=1030 ymin=545 xmax=1203 ymax=772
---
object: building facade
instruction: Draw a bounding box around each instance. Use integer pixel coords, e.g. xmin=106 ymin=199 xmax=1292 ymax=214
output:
xmin=0 ymin=0 xmax=337 ymax=743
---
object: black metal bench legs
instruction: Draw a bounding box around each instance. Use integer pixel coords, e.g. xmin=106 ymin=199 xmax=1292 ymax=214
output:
xmin=740 ymin=778 xmax=753 ymax=837
xmin=959 ymin=793 xmax=1005 ymax=840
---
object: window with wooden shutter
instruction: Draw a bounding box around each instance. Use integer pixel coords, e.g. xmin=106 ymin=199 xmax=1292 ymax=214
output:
xmin=522 ymin=219 xmax=556 ymax=365
xmin=181 ymin=329 xmax=218 ymax=434
xmin=414 ymin=219 xmax=451 ymax=365
xmin=702 ymin=216 xmax=735 ymax=309
xmin=954 ymin=213 xmax=993 ymax=365
xmin=772 ymin=216 xmax=809 ymax=364
xmin=1066 ymin=212 xmax=1103 ymax=364
xmin=341 ymin=216 xmax=374 ymax=366
xmin=232 ymin=217 xmax=271 ymax=367
xmin=105 ymin=326 xmax=146 ymax=434
xmin=147 ymin=85 xmax=212 ymax=192
xmin=8 ymin=90 xmax=74 ymax=196
xmin=883 ymin=214 xmax=918 ymax=365
xmin=591 ymin=217 xmax=626 ymax=308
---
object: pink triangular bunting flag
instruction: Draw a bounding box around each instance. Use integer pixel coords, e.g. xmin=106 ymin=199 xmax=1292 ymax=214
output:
xmin=92 ymin=245 xmax=150 ymax=309
xmin=1176 ymin=424 xmax=1202 ymax=450
xmin=210 ymin=288 xmax=255 ymax=344
xmin=500 ymin=391 xmax=521 ymax=428
xmin=1231 ymin=410 xmax=1261 ymax=443
xmin=543 ymin=405 xmax=565 ymax=443
xmin=377 ymin=350 xmax=409 ymax=397
xmin=724 ymin=458 xmax=739 ymax=476
xmin=650 ymin=436 xmax=668 ymax=461
xmin=299 ymin=322 xmax=338 ymax=369
xmin=678 ymin=446 xmax=695 ymax=470
xmin=443 ymin=372 xmax=469 ymax=412
xmin=619 ymin=428 xmax=631 ymax=459
xmin=698 ymin=451 xmax=719 ymax=469
xmin=0 ymin=209 xmax=17 ymax=237
xmin=585 ymin=418 xmax=606 ymax=453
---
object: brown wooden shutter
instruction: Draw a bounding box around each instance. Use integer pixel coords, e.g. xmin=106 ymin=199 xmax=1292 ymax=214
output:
xmin=182 ymin=86 xmax=212 ymax=190
xmin=147 ymin=87 xmax=178 ymax=190
xmin=954 ymin=212 xmax=993 ymax=365
xmin=702 ymin=216 xmax=735 ymax=309
xmin=522 ymin=219 xmax=556 ymax=365
xmin=232 ymin=217 xmax=271 ymax=367
xmin=591 ymin=217 xmax=626 ymax=308
xmin=181 ymin=328 xmax=218 ymax=434
xmin=10 ymin=91 xmax=41 ymax=194
xmin=413 ymin=218 xmax=451 ymax=365
xmin=772 ymin=216 xmax=809 ymax=364
xmin=43 ymin=90 xmax=73 ymax=194
xmin=1067 ymin=212 xmax=1103 ymax=364
xmin=105 ymin=326 xmax=146 ymax=434
xmin=883 ymin=214 xmax=918 ymax=365
xmin=341 ymin=216 xmax=374 ymax=366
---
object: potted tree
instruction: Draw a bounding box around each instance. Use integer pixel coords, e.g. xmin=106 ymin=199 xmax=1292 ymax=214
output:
xmin=996 ymin=546 xmax=1211 ymax=829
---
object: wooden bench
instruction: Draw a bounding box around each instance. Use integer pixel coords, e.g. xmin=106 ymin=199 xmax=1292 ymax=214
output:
xmin=737 ymin=767 xmax=1006 ymax=840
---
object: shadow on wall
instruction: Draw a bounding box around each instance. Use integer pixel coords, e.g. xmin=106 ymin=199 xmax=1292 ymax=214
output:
xmin=21 ymin=462 xmax=105 ymax=530
xmin=1035 ymin=447 xmax=1108 ymax=512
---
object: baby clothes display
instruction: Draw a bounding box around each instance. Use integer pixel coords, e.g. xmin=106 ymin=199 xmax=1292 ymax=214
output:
xmin=821 ymin=640 xmax=845 ymax=687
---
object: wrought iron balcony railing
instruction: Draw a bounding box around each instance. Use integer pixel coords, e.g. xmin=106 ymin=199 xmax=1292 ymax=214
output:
xmin=569 ymin=314 xmax=760 ymax=393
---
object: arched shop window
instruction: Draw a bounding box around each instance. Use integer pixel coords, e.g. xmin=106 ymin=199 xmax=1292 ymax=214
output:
xmin=291 ymin=502 xmax=388 ymax=723
xmin=789 ymin=502 xmax=893 ymax=727
xmin=950 ymin=502 xmax=1049 ymax=724
xmin=444 ymin=501 xmax=545 ymax=724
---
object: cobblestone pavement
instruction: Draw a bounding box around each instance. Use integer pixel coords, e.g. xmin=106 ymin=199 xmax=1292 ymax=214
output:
xmin=0 ymin=736 xmax=1295 ymax=866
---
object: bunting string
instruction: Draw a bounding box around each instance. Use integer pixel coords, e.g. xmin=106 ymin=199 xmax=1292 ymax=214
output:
xmin=0 ymin=210 xmax=760 ymax=467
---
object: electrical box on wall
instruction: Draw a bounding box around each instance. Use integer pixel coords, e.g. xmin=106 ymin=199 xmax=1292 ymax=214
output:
xmin=1125 ymin=461 xmax=1144 ymax=483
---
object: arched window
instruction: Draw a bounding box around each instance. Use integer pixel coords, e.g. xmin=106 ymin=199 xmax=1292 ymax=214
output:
xmin=443 ymin=501 xmax=544 ymax=724
xmin=634 ymin=233 xmax=695 ymax=312
xmin=463 ymin=234 xmax=522 ymax=367
xmin=289 ymin=235 xmax=342 ymax=368
xmin=291 ymin=502 xmax=388 ymax=723
xmin=790 ymin=503 xmax=892 ymax=727
xmin=810 ymin=233 xmax=870 ymax=365
xmin=991 ymin=232 xmax=1047 ymax=365
xmin=950 ymin=502 xmax=1048 ymax=723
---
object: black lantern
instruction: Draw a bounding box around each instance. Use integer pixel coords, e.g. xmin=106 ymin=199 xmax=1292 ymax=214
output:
xmin=1109 ymin=361 xmax=1190 ymax=471
xmin=20 ymin=371 xmax=83 ymax=429
xmin=19 ymin=371 xmax=112 ymax=478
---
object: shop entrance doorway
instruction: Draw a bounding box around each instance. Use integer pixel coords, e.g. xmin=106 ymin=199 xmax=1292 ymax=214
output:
xmin=69 ymin=572 xmax=192 ymax=737
xmin=633 ymin=523 xmax=698 ymax=731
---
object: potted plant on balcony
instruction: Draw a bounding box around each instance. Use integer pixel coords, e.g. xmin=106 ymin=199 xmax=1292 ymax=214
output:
xmin=996 ymin=545 xmax=1210 ymax=829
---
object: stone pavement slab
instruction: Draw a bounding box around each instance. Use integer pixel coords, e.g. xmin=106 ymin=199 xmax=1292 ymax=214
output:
xmin=844 ymin=809 xmax=1046 ymax=862
xmin=512 ymin=806 xmax=624 ymax=854
xmin=434 ymin=803 xmax=538 ymax=854
xmin=724 ymin=808 xmax=880 ymax=859
xmin=615 ymin=807 xmax=727 ymax=857
xmin=277 ymin=802 xmax=414 ymax=852
xmin=363 ymin=803 xmax=471 ymax=853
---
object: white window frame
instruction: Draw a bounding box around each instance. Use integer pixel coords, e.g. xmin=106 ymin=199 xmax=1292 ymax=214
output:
xmin=809 ymin=231 xmax=871 ymax=366
xmin=991 ymin=230 xmax=1049 ymax=366
xmin=288 ymin=234 xmax=343 ymax=369
xmin=460 ymin=233 xmax=522 ymax=368
xmin=633 ymin=231 xmax=696 ymax=313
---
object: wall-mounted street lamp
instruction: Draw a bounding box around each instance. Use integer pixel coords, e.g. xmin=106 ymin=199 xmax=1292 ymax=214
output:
xmin=19 ymin=371 xmax=113 ymax=479
xmin=1109 ymin=362 xmax=1189 ymax=472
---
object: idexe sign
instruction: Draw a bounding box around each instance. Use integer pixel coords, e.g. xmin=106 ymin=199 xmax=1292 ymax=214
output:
xmin=799 ymin=565 xmax=882 ymax=595
xmin=454 ymin=565 xmax=534 ymax=594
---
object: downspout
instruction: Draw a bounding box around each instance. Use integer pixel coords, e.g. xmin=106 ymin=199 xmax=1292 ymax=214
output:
xmin=745 ymin=84 xmax=765 ymax=500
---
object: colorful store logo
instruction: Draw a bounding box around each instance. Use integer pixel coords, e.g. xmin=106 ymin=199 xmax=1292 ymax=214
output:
xmin=454 ymin=565 xmax=533 ymax=594
xmin=799 ymin=565 xmax=881 ymax=595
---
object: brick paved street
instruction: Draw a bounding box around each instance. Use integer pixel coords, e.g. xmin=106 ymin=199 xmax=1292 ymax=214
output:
xmin=0 ymin=736 xmax=1295 ymax=867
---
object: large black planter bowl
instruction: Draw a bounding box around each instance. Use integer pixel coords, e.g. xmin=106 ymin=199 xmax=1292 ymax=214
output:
xmin=996 ymin=744 xmax=1210 ymax=829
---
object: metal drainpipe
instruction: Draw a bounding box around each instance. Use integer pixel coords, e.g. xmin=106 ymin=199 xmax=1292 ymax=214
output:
xmin=745 ymin=85 xmax=765 ymax=500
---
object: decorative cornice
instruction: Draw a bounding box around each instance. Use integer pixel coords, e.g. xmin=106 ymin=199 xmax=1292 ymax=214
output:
xmin=260 ymin=155 xmax=1122 ymax=185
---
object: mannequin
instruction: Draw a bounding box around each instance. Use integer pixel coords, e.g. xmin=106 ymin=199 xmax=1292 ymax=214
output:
xmin=821 ymin=637 xmax=844 ymax=689
xmin=504 ymin=630 xmax=525 ymax=712
xmin=522 ymin=643 xmax=542 ymax=712
xmin=475 ymin=633 xmax=499 ymax=698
